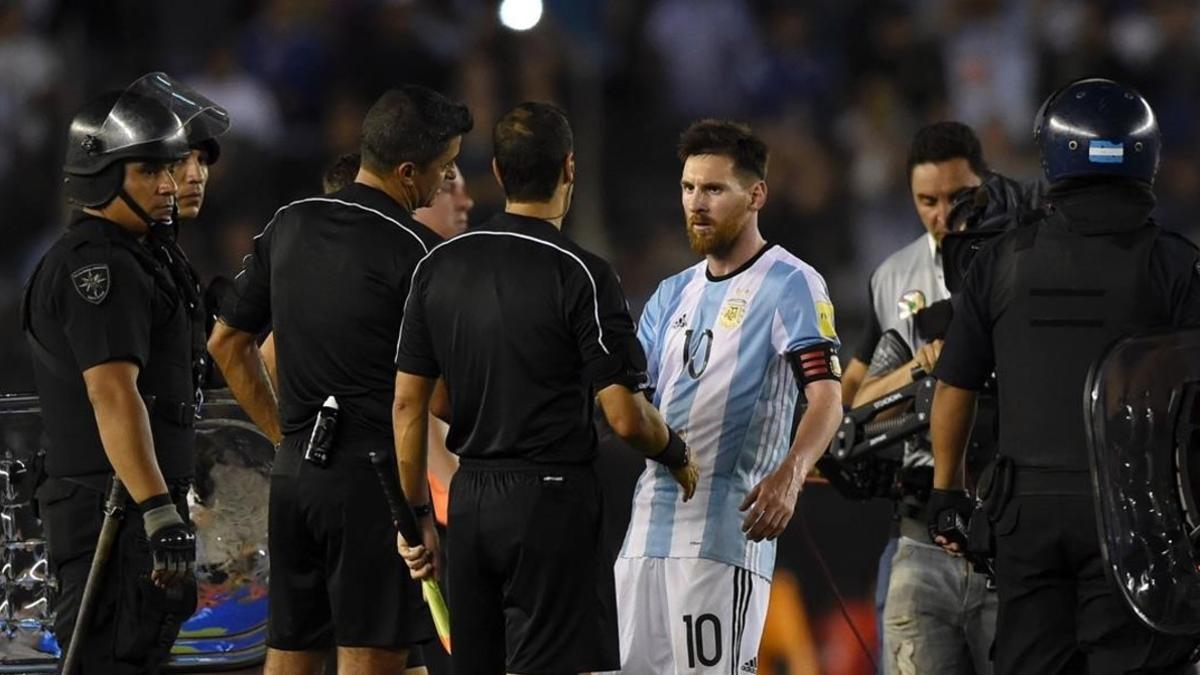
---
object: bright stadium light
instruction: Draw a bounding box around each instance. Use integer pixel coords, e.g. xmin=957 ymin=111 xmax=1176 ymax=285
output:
xmin=499 ymin=0 xmax=542 ymax=31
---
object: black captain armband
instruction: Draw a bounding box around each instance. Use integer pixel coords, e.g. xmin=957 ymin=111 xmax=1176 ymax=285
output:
xmin=788 ymin=342 xmax=841 ymax=386
xmin=651 ymin=428 xmax=689 ymax=470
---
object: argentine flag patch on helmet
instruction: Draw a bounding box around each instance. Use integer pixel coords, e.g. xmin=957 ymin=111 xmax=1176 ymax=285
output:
xmin=1088 ymin=139 xmax=1124 ymax=164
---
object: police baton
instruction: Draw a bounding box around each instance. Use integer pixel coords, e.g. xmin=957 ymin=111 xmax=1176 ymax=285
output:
xmin=368 ymin=451 xmax=452 ymax=654
xmin=61 ymin=475 xmax=127 ymax=675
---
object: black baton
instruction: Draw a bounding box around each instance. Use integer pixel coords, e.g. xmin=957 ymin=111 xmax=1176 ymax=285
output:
xmin=61 ymin=476 xmax=127 ymax=674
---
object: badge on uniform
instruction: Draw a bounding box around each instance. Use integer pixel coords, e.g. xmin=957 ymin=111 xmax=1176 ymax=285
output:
xmin=71 ymin=264 xmax=110 ymax=304
xmin=897 ymin=290 xmax=926 ymax=321
xmin=816 ymin=300 xmax=837 ymax=339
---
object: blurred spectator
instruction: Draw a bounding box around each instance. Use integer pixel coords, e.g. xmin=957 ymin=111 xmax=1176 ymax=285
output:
xmin=190 ymin=45 xmax=284 ymax=148
xmin=643 ymin=0 xmax=766 ymax=119
xmin=943 ymin=0 xmax=1036 ymax=142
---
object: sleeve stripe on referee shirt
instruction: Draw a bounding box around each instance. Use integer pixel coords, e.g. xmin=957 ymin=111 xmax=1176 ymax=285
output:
xmin=395 ymin=230 xmax=611 ymax=362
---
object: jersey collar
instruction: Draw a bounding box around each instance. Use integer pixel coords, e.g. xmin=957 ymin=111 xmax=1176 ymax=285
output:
xmin=706 ymin=242 xmax=775 ymax=282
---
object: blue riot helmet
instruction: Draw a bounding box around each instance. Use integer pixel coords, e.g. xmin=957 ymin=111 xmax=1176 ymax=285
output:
xmin=1033 ymin=78 xmax=1160 ymax=185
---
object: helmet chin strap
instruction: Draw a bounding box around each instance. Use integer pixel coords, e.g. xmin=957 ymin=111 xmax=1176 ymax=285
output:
xmin=117 ymin=188 xmax=175 ymax=240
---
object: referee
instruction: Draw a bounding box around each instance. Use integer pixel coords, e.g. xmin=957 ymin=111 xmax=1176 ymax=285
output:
xmin=392 ymin=102 xmax=699 ymax=674
xmin=208 ymin=85 xmax=471 ymax=675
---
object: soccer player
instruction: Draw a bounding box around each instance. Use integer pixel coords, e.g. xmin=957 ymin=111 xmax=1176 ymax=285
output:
xmin=611 ymin=120 xmax=843 ymax=673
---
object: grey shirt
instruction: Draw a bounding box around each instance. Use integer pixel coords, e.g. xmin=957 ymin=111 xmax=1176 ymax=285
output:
xmin=864 ymin=233 xmax=948 ymax=376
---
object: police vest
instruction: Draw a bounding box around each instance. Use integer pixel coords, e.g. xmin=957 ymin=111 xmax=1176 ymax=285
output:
xmin=22 ymin=220 xmax=202 ymax=479
xmin=992 ymin=213 xmax=1166 ymax=470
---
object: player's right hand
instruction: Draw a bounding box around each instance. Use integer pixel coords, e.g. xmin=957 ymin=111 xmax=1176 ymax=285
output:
xmin=398 ymin=517 xmax=440 ymax=581
xmin=670 ymin=448 xmax=699 ymax=501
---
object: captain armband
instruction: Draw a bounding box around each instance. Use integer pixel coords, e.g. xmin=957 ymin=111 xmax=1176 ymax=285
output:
xmin=788 ymin=342 xmax=841 ymax=386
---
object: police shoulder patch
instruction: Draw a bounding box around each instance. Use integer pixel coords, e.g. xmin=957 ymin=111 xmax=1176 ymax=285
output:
xmin=71 ymin=264 xmax=111 ymax=304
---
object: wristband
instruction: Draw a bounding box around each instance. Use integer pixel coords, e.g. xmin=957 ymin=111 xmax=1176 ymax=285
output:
xmin=651 ymin=429 xmax=689 ymax=469
xmin=142 ymin=500 xmax=184 ymax=539
xmin=139 ymin=492 xmax=173 ymax=511
xmin=411 ymin=503 xmax=434 ymax=519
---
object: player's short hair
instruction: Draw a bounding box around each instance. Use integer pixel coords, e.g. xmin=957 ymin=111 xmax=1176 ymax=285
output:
xmin=493 ymin=102 xmax=573 ymax=203
xmin=677 ymin=119 xmax=768 ymax=183
xmin=906 ymin=121 xmax=987 ymax=182
xmin=322 ymin=153 xmax=360 ymax=194
xmin=361 ymin=85 xmax=473 ymax=174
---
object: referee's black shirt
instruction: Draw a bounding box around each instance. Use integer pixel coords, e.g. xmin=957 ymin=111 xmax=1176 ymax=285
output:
xmin=222 ymin=183 xmax=441 ymax=440
xmin=394 ymin=212 xmax=647 ymax=464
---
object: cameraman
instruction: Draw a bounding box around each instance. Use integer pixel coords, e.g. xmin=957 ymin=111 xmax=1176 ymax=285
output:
xmin=851 ymin=122 xmax=996 ymax=675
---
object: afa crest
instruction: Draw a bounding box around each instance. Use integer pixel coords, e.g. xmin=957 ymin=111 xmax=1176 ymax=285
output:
xmin=718 ymin=298 xmax=747 ymax=329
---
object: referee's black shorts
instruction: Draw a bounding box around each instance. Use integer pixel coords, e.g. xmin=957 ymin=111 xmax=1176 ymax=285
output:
xmin=267 ymin=433 xmax=434 ymax=651
xmin=447 ymin=459 xmax=619 ymax=674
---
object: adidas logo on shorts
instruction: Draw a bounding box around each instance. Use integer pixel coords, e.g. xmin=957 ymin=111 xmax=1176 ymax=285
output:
xmin=740 ymin=656 xmax=758 ymax=673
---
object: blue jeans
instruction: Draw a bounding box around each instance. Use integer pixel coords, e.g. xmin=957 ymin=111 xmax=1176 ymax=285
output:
xmin=882 ymin=537 xmax=996 ymax=675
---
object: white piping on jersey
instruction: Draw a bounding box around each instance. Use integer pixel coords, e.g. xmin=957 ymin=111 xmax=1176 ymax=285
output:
xmin=399 ymin=230 xmax=610 ymax=355
xmin=238 ymin=196 xmax=430 ymax=280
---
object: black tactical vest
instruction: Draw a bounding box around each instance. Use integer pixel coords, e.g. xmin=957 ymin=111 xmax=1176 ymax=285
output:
xmin=991 ymin=213 xmax=1166 ymax=470
xmin=22 ymin=218 xmax=200 ymax=480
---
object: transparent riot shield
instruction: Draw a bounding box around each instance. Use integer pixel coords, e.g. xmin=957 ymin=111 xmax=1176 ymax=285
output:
xmin=0 ymin=390 xmax=271 ymax=672
xmin=1085 ymin=327 xmax=1200 ymax=635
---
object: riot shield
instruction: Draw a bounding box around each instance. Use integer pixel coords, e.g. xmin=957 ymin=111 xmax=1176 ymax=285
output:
xmin=1085 ymin=327 xmax=1200 ymax=635
xmin=0 ymin=390 xmax=271 ymax=672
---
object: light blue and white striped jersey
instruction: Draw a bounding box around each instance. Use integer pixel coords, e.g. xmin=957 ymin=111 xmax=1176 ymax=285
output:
xmin=619 ymin=245 xmax=839 ymax=580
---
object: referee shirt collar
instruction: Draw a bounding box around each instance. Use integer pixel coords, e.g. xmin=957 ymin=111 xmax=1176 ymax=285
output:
xmin=490 ymin=211 xmax=563 ymax=236
xmin=337 ymin=181 xmax=423 ymax=227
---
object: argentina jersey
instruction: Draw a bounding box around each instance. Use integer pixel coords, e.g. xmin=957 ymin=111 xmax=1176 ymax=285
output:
xmin=619 ymin=244 xmax=839 ymax=580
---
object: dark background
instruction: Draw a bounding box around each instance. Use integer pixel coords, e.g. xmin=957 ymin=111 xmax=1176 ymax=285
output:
xmin=2 ymin=0 xmax=1199 ymax=671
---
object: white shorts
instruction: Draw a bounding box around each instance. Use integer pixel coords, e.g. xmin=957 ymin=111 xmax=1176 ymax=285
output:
xmin=608 ymin=557 xmax=771 ymax=674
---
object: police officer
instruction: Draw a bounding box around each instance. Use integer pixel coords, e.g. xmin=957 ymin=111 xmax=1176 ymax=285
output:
xmin=931 ymin=78 xmax=1200 ymax=673
xmin=24 ymin=88 xmax=199 ymax=673
xmin=392 ymin=102 xmax=698 ymax=674
xmin=850 ymin=121 xmax=997 ymax=675
xmin=134 ymin=71 xmax=231 ymax=390
xmin=208 ymin=84 xmax=471 ymax=675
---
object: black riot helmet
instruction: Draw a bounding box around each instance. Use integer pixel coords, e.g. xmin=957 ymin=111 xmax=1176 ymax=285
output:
xmin=1033 ymin=78 xmax=1160 ymax=185
xmin=128 ymin=72 xmax=230 ymax=164
xmin=62 ymin=89 xmax=189 ymax=209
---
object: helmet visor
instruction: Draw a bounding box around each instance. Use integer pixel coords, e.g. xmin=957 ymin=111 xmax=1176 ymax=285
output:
xmin=126 ymin=72 xmax=230 ymax=145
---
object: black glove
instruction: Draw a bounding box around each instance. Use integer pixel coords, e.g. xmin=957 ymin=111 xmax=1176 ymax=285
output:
xmin=927 ymin=488 xmax=974 ymax=547
xmin=141 ymin=494 xmax=196 ymax=583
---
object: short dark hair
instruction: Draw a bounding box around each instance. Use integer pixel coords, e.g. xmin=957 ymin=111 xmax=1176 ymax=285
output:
xmin=360 ymin=85 xmax=473 ymax=173
xmin=906 ymin=121 xmax=987 ymax=182
xmin=493 ymin=102 xmax=573 ymax=202
xmin=677 ymin=119 xmax=768 ymax=182
xmin=322 ymin=153 xmax=360 ymax=194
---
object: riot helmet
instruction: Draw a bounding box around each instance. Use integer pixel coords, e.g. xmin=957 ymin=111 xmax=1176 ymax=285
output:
xmin=1033 ymin=78 xmax=1160 ymax=185
xmin=128 ymin=72 xmax=230 ymax=164
xmin=63 ymin=89 xmax=189 ymax=209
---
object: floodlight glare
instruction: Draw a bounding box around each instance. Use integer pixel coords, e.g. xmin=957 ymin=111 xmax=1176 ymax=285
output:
xmin=499 ymin=0 xmax=542 ymax=31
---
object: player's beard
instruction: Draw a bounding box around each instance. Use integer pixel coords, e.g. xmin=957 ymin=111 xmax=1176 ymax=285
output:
xmin=686 ymin=215 xmax=743 ymax=256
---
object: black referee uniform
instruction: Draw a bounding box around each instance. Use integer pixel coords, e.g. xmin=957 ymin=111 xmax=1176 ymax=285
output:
xmin=395 ymin=212 xmax=645 ymax=673
xmin=221 ymin=182 xmax=438 ymax=651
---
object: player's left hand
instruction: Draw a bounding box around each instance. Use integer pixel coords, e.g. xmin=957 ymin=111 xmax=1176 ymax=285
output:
xmin=739 ymin=458 xmax=805 ymax=542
